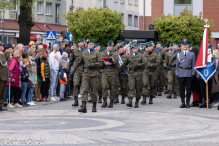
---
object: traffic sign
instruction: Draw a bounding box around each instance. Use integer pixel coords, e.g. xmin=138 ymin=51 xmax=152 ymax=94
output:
xmin=46 ymin=30 xmax=56 ymax=40
xmin=67 ymin=32 xmax=73 ymax=42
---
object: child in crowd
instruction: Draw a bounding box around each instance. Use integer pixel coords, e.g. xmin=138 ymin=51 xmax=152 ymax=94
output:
xmin=27 ymin=60 xmax=37 ymax=105
xmin=59 ymin=62 xmax=68 ymax=101
xmin=21 ymin=58 xmax=31 ymax=107
xmin=41 ymin=53 xmax=50 ymax=101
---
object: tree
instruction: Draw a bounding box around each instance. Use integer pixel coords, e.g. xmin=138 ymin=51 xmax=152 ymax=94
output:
xmin=152 ymin=7 xmax=214 ymax=46
xmin=64 ymin=7 xmax=125 ymax=46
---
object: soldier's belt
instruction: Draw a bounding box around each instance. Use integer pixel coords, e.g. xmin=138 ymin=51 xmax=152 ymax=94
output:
xmin=179 ymin=66 xmax=192 ymax=70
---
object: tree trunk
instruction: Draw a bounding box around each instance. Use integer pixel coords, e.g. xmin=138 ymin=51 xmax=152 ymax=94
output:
xmin=18 ymin=0 xmax=34 ymax=46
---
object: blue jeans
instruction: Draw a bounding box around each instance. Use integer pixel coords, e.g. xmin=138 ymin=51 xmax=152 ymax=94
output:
xmin=21 ymin=82 xmax=28 ymax=103
xmin=4 ymin=86 xmax=9 ymax=102
xmin=27 ymin=87 xmax=34 ymax=103
xmin=50 ymin=71 xmax=58 ymax=97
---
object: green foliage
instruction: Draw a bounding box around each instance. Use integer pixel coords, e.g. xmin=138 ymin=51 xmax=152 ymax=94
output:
xmin=64 ymin=7 xmax=125 ymax=46
xmin=152 ymin=7 xmax=214 ymax=46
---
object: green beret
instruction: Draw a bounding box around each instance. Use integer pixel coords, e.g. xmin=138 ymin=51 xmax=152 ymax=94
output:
xmin=172 ymin=42 xmax=177 ymax=45
xmin=132 ymin=43 xmax=138 ymax=48
xmin=195 ymin=45 xmax=199 ymax=48
xmin=107 ymin=41 xmax=113 ymax=46
xmin=168 ymin=43 xmax=172 ymax=47
xmin=101 ymin=47 xmax=106 ymax=51
xmin=189 ymin=44 xmax=192 ymax=47
xmin=77 ymin=38 xmax=85 ymax=43
xmin=118 ymin=45 xmax=124 ymax=49
xmin=117 ymin=40 xmax=122 ymax=43
xmin=124 ymin=41 xmax=129 ymax=45
xmin=150 ymin=41 xmax=154 ymax=44
xmin=147 ymin=43 xmax=152 ymax=47
xmin=95 ymin=43 xmax=100 ymax=46
xmin=87 ymin=39 xmax=95 ymax=44
xmin=163 ymin=44 xmax=167 ymax=47
xmin=156 ymin=41 xmax=161 ymax=45
xmin=142 ymin=44 xmax=146 ymax=47
xmin=178 ymin=44 xmax=181 ymax=47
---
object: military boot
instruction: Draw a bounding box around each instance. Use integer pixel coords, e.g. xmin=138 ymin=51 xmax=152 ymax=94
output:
xmin=190 ymin=101 xmax=199 ymax=107
xmin=158 ymin=89 xmax=162 ymax=96
xmin=180 ymin=98 xmax=186 ymax=108
xmin=173 ymin=92 xmax=177 ymax=99
xmin=186 ymin=98 xmax=190 ymax=108
xmin=149 ymin=96 xmax=153 ymax=104
xmin=108 ymin=99 xmax=114 ymax=108
xmin=113 ymin=96 xmax=119 ymax=103
xmin=121 ymin=97 xmax=125 ymax=104
xmin=126 ymin=97 xmax=133 ymax=107
xmin=92 ymin=102 xmax=97 ymax=112
xmin=141 ymin=95 xmax=147 ymax=105
xmin=101 ymin=98 xmax=107 ymax=108
xmin=98 ymin=95 xmax=102 ymax=103
xmin=199 ymin=98 xmax=207 ymax=108
xmin=166 ymin=91 xmax=172 ymax=99
xmin=134 ymin=99 xmax=139 ymax=108
xmin=78 ymin=101 xmax=87 ymax=113
xmin=72 ymin=96 xmax=79 ymax=106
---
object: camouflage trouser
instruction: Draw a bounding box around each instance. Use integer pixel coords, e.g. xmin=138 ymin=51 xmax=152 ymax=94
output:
xmin=157 ymin=68 xmax=164 ymax=90
xmin=102 ymin=73 xmax=117 ymax=99
xmin=119 ymin=73 xmax=128 ymax=97
xmin=115 ymin=73 xmax=120 ymax=96
xmin=167 ymin=69 xmax=178 ymax=92
xmin=164 ymin=71 xmax=168 ymax=87
xmin=128 ymin=73 xmax=142 ymax=99
xmin=81 ymin=73 xmax=99 ymax=103
xmin=73 ymin=72 xmax=83 ymax=97
xmin=142 ymin=71 xmax=157 ymax=96
xmin=98 ymin=72 xmax=102 ymax=96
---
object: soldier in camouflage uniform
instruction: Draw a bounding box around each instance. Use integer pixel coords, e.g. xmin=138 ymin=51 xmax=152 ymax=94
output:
xmin=141 ymin=43 xmax=160 ymax=104
xmin=117 ymin=45 xmax=129 ymax=104
xmin=101 ymin=41 xmax=118 ymax=108
xmin=122 ymin=44 xmax=144 ymax=108
xmin=72 ymin=40 xmax=103 ymax=113
xmin=69 ymin=38 xmax=87 ymax=106
xmin=164 ymin=43 xmax=178 ymax=99
xmin=113 ymin=40 xmax=122 ymax=52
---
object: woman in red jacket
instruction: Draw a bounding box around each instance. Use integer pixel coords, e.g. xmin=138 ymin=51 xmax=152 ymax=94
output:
xmin=7 ymin=50 xmax=23 ymax=108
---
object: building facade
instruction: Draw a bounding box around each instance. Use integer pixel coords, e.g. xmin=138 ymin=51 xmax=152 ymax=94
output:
xmin=0 ymin=0 xmax=67 ymax=45
xmin=139 ymin=0 xmax=219 ymax=49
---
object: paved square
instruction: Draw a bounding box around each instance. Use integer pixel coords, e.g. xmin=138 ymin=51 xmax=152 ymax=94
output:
xmin=0 ymin=94 xmax=219 ymax=146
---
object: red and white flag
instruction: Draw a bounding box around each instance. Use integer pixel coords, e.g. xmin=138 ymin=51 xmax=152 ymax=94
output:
xmin=194 ymin=25 xmax=210 ymax=69
xmin=103 ymin=57 xmax=113 ymax=65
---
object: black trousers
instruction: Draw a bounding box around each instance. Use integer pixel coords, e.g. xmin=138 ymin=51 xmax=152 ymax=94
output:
xmin=178 ymin=77 xmax=192 ymax=100
xmin=10 ymin=86 xmax=20 ymax=104
xmin=41 ymin=78 xmax=50 ymax=98
xmin=200 ymin=79 xmax=212 ymax=101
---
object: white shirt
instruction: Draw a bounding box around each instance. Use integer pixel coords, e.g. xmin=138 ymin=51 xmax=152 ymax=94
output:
xmin=49 ymin=52 xmax=60 ymax=72
xmin=183 ymin=50 xmax=188 ymax=56
xmin=133 ymin=53 xmax=136 ymax=56
xmin=107 ymin=51 xmax=111 ymax=55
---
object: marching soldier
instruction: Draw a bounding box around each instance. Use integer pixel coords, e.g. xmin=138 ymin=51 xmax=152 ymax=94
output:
xmin=69 ymin=38 xmax=87 ymax=106
xmin=117 ymin=45 xmax=129 ymax=104
xmin=113 ymin=40 xmax=122 ymax=52
xmin=122 ymin=44 xmax=144 ymax=108
xmin=175 ymin=39 xmax=195 ymax=108
xmin=141 ymin=43 xmax=160 ymax=104
xmin=72 ymin=40 xmax=104 ymax=113
xmin=101 ymin=41 xmax=118 ymax=108
xmin=164 ymin=42 xmax=179 ymax=99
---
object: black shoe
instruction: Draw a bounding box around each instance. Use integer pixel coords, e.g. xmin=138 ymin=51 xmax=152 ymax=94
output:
xmin=78 ymin=101 xmax=87 ymax=113
xmin=0 ymin=107 xmax=8 ymax=111
xmin=149 ymin=96 xmax=153 ymax=104
xmin=141 ymin=96 xmax=146 ymax=105
xmin=164 ymin=90 xmax=169 ymax=94
xmin=121 ymin=97 xmax=125 ymax=104
xmin=134 ymin=99 xmax=139 ymax=108
xmin=190 ymin=101 xmax=199 ymax=107
xmin=186 ymin=99 xmax=190 ymax=108
xmin=72 ymin=97 xmax=79 ymax=106
xmin=98 ymin=96 xmax=102 ymax=103
xmin=199 ymin=98 xmax=207 ymax=108
xmin=180 ymin=98 xmax=186 ymax=108
xmin=108 ymin=99 xmax=114 ymax=108
xmin=173 ymin=92 xmax=177 ymax=99
xmin=166 ymin=91 xmax=172 ymax=99
xmin=126 ymin=98 xmax=133 ymax=107
xmin=101 ymin=98 xmax=107 ymax=108
xmin=158 ymin=89 xmax=162 ymax=96
xmin=60 ymin=98 xmax=67 ymax=101
xmin=92 ymin=102 xmax=97 ymax=112
xmin=3 ymin=103 xmax=7 ymax=107
xmin=65 ymin=96 xmax=70 ymax=99
xmin=22 ymin=102 xmax=30 ymax=107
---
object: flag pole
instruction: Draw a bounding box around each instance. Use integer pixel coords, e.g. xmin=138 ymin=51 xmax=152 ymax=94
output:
xmin=206 ymin=81 xmax=209 ymax=108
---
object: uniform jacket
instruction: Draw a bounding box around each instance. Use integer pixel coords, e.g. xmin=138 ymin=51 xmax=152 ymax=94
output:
xmin=101 ymin=50 xmax=118 ymax=75
xmin=157 ymin=50 xmax=165 ymax=69
xmin=175 ymin=50 xmax=196 ymax=77
xmin=118 ymin=53 xmax=129 ymax=75
xmin=69 ymin=47 xmax=87 ymax=73
xmin=59 ymin=67 xmax=68 ymax=84
xmin=73 ymin=49 xmax=103 ymax=77
xmin=7 ymin=57 xmax=20 ymax=87
xmin=0 ymin=53 xmax=8 ymax=81
xmin=143 ymin=51 xmax=160 ymax=74
xmin=164 ymin=51 xmax=178 ymax=71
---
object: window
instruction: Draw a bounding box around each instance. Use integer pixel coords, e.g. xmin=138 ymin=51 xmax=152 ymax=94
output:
xmin=134 ymin=0 xmax=138 ymax=6
xmin=46 ymin=3 xmax=51 ymax=15
xmin=0 ymin=36 xmax=13 ymax=44
xmin=37 ymin=1 xmax=43 ymax=14
xmin=174 ymin=0 xmax=192 ymax=16
xmin=114 ymin=0 xmax=118 ymax=2
xmin=55 ymin=4 xmax=59 ymax=23
xmin=13 ymin=0 xmax=17 ymax=11
xmin=134 ymin=16 xmax=138 ymax=27
xmin=103 ymin=0 xmax=107 ymax=8
xmin=128 ymin=14 xmax=132 ymax=26
xmin=120 ymin=0 xmax=124 ymax=4
xmin=128 ymin=0 xmax=132 ymax=5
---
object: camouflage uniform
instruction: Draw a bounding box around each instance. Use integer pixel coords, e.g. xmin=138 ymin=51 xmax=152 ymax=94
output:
xmin=156 ymin=50 xmax=165 ymax=95
xmin=69 ymin=47 xmax=87 ymax=99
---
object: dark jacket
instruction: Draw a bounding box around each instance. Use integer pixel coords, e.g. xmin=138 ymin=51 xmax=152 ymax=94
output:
xmin=35 ymin=56 xmax=42 ymax=78
xmin=59 ymin=67 xmax=67 ymax=82
xmin=21 ymin=66 xmax=29 ymax=82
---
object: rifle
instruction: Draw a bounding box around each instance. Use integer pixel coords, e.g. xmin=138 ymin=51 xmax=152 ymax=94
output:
xmin=166 ymin=56 xmax=177 ymax=71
